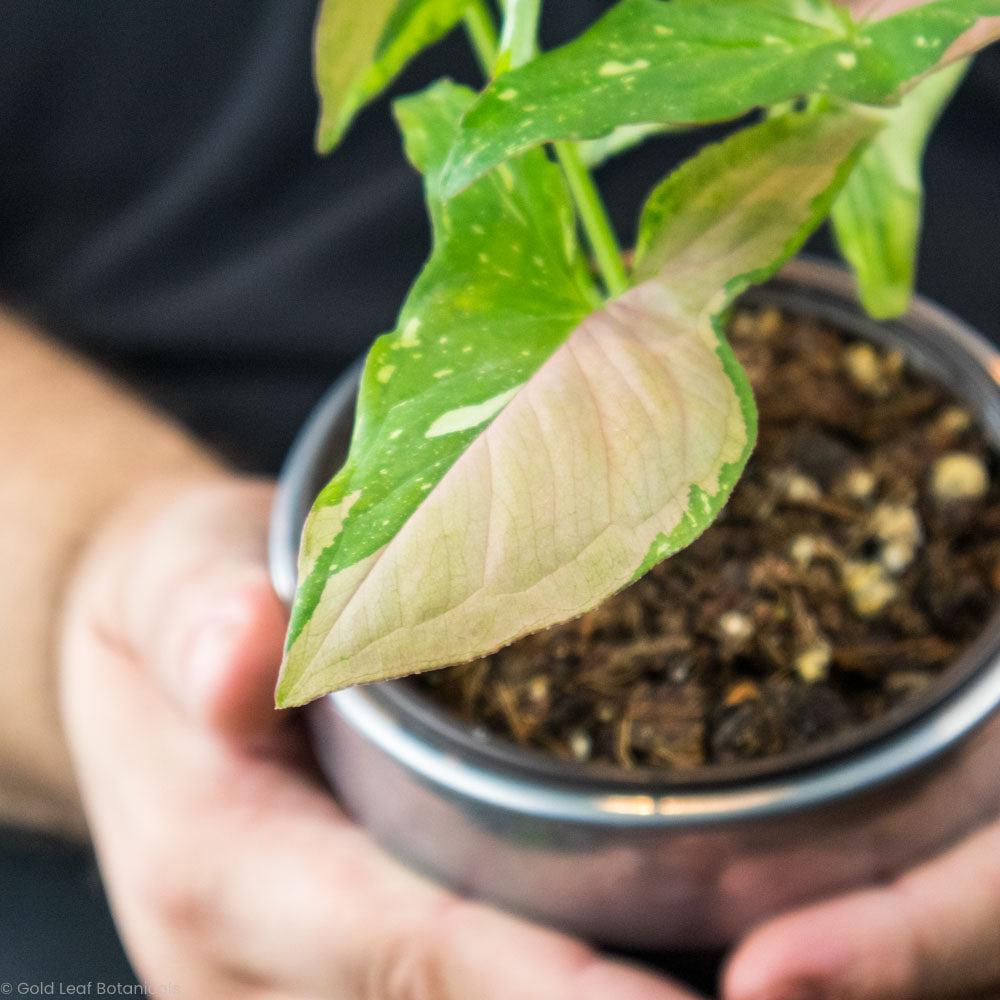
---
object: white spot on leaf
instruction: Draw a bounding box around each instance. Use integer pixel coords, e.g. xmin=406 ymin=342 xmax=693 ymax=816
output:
xmin=599 ymin=58 xmax=651 ymax=76
xmin=425 ymin=385 xmax=521 ymax=438
xmin=399 ymin=318 xmax=422 ymax=347
xmin=376 ymin=364 xmax=395 ymax=384
xmin=836 ymin=51 xmax=857 ymax=69
xmin=299 ymin=490 xmax=363 ymax=576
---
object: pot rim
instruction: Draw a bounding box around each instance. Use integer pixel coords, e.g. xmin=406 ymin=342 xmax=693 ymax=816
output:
xmin=270 ymin=257 xmax=1000 ymax=826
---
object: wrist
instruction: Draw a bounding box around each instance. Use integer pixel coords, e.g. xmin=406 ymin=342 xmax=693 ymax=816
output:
xmin=0 ymin=313 xmax=238 ymax=837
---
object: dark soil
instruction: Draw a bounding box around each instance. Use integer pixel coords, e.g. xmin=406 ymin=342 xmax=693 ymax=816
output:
xmin=411 ymin=306 xmax=1000 ymax=771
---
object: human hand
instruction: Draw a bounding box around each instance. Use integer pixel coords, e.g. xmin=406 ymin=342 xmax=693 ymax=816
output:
xmin=723 ymin=819 xmax=1000 ymax=1000
xmin=59 ymin=475 xmax=704 ymax=1000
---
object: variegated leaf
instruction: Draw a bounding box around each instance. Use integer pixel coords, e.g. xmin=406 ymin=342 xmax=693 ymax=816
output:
xmin=439 ymin=0 xmax=998 ymax=197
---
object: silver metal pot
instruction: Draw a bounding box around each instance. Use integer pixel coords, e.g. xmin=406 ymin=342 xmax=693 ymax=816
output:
xmin=269 ymin=258 xmax=1000 ymax=950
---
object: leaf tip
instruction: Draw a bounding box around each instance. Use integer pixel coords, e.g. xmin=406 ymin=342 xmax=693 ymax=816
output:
xmin=314 ymin=125 xmax=337 ymax=156
xmin=273 ymin=658 xmax=299 ymax=709
xmin=315 ymin=101 xmax=354 ymax=156
xmin=274 ymin=657 xmax=313 ymax=710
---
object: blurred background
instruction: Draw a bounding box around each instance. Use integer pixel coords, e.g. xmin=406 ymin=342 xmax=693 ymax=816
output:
xmin=0 ymin=0 xmax=997 ymax=992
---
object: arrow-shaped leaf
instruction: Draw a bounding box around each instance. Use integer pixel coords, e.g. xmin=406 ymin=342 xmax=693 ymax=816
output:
xmin=276 ymin=93 xmax=879 ymax=707
xmin=831 ymin=59 xmax=967 ymax=318
xmin=314 ymin=0 xmax=473 ymax=153
xmin=439 ymin=0 xmax=997 ymax=196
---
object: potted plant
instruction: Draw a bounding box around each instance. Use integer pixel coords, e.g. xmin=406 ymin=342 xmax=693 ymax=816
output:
xmin=269 ymin=0 xmax=1000 ymax=949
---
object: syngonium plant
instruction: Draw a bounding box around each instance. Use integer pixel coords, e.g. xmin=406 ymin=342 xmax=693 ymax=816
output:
xmin=275 ymin=0 xmax=1000 ymax=708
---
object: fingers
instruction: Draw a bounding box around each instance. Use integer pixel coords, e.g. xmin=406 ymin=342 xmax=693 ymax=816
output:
xmin=65 ymin=596 xmax=703 ymax=1000
xmin=723 ymin=822 xmax=1000 ymax=1000
xmin=70 ymin=475 xmax=288 ymax=740
xmin=181 ymin=568 xmax=289 ymax=741
xmin=229 ymin=820 xmax=707 ymax=1000
xmin=61 ymin=476 xmax=704 ymax=1000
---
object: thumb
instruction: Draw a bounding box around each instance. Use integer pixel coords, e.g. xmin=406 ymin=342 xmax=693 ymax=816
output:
xmin=722 ymin=821 xmax=1000 ymax=1000
xmin=172 ymin=562 xmax=289 ymax=740
xmin=92 ymin=476 xmax=289 ymax=740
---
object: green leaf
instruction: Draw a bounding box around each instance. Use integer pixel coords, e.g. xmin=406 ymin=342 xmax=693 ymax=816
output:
xmin=634 ymin=99 xmax=879 ymax=291
xmin=314 ymin=0 xmax=472 ymax=153
xmin=831 ymin=60 xmax=967 ymax=318
xmin=440 ymin=0 xmax=998 ymax=196
xmin=276 ymin=98 xmax=879 ymax=707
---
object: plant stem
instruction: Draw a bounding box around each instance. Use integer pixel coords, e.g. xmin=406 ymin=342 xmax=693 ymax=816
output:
xmin=498 ymin=0 xmax=541 ymax=69
xmin=463 ymin=1 xmax=499 ymax=77
xmin=466 ymin=0 xmax=628 ymax=298
xmin=554 ymin=142 xmax=628 ymax=297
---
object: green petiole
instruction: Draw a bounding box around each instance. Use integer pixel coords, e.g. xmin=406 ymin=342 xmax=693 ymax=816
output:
xmin=553 ymin=141 xmax=628 ymax=296
xmin=462 ymin=1 xmax=500 ymax=73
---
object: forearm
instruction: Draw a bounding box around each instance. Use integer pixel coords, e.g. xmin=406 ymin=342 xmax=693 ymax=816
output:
xmin=0 ymin=310 xmax=222 ymax=836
